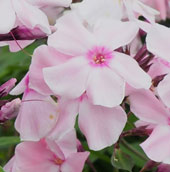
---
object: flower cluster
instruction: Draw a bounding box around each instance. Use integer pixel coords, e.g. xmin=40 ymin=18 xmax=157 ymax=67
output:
xmin=1 ymin=0 xmax=170 ymax=171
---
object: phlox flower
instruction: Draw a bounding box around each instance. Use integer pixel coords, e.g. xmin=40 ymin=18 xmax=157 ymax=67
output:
xmin=28 ymin=45 xmax=127 ymax=150
xmin=43 ymin=13 xmax=151 ymax=108
xmin=4 ymin=130 xmax=89 ymax=172
xmin=129 ymin=89 xmax=170 ymax=164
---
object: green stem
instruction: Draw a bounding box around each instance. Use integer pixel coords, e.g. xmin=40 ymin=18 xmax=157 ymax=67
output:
xmin=121 ymin=139 xmax=148 ymax=161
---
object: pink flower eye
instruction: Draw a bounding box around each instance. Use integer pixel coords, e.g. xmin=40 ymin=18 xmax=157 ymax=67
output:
xmin=93 ymin=53 xmax=106 ymax=64
xmin=87 ymin=46 xmax=113 ymax=67
xmin=54 ymin=157 xmax=64 ymax=165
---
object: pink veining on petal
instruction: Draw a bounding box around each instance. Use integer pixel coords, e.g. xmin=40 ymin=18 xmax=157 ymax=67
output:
xmin=87 ymin=46 xmax=113 ymax=67
xmin=160 ymin=59 xmax=170 ymax=68
xmin=168 ymin=118 xmax=170 ymax=125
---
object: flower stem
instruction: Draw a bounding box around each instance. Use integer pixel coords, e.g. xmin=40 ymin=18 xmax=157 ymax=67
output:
xmin=121 ymin=139 xmax=148 ymax=161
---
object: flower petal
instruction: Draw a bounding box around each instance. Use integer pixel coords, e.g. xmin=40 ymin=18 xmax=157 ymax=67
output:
xmin=15 ymin=90 xmax=59 ymax=141
xmin=133 ymin=0 xmax=159 ymax=23
xmin=43 ymin=57 xmax=90 ymax=99
xmin=6 ymin=40 xmax=34 ymax=52
xmin=71 ymin=0 xmax=122 ymax=26
xmin=0 ymin=0 xmax=16 ymax=34
xmin=48 ymin=98 xmax=79 ymax=142
xmin=48 ymin=13 xmax=96 ymax=56
xmin=110 ymin=52 xmax=152 ymax=89
xmin=29 ymin=45 xmax=70 ymax=95
xmin=129 ymin=89 xmax=169 ymax=125
xmin=15 ymin=140 xmax=59 ymax=172
xmin=12 ymin=0 xmax=51 ymax=34
xmin=61 ymin=152 xmax=89 ymax=172
xmin=10 ymin=73 xmax=29 ymax=95
xmin=79 ymin=97 xmax=127 ymax=150
xmin=146 ymin=23 xmax=170 ymax=62
xmin=86 ymin=67 xmax=125 ymax=107
xmin=94 ymin=19 xmax=138 ymax=50
xmin=141 ymin=125 xmax=170 ymax=163
xmin=157 ymin=74 xmax=170 ymax=108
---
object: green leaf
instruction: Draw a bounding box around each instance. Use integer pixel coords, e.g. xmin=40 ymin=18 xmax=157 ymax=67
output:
xmin=0 ymin=166 xmax=5 ymax=172
xmin=120 ymin=139 xmax=148 ymax=167
xmin=111 ymin=148 xmax=134 ymax=172
xmin=0 ymin=136 xmax=20 ymax=148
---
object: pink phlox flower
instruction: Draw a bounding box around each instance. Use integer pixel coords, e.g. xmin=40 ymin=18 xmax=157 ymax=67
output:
xmin=4 ymin=130 xmax=89 ymax=172
xmin=43 ymin=13 xmax=151 ymax=108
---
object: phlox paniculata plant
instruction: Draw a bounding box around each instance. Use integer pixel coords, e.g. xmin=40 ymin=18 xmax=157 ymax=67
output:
xmin=1 ymin=0 xmax=170 ymax=172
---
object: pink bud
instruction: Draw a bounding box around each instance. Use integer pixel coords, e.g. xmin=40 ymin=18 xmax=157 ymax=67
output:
xmin=0 ymin=78 xmax=17 ymax=97
xmin=157 ymin=164 xmax=170 ymax=172
xmin=0 ymin=98 xmax=21 ymax=123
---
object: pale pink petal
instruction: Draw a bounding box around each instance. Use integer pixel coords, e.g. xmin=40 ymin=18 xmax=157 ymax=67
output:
xmin=48 ymin=13 xmax=96 ymax=56
xmin=29 ymin=45 xmax=70 ymax=95
xmin=135 ymin=120 xmax=156 ymax=130
xmin=148 ymin=58 xmax=169 ymax=79
xmin=0 ymin=78 xmax=17 ymax=97
xmin=94 ymin=19 xmax=138 ymax=50
xmin=71 ymin=0 xmax=122 ymax=26
xmin=15 ymin=89 xmax=59 ymax=141
xmin=86 ymin=67 xmax=125 ymax=107
xmin=133 ymin=1 xmax=159 ymax=23
xmin=43 ymin=57 xmax=90 ymax=99
xmin=0 ymin=0 xmax=16 ymax=34
xmin=110 ymin=52 xmax=152 ymax=89
xmin=12 ymin=0 xmax=51 ymax=34
xmin=136 ymin=20 xmax=152 ymax=33
xmin=10 ymin=73 xmax=29 ymax=95
xmin=55 ymin=129 xmax=77 ymax=158
xmin=27 ymin=0 xmax=71 ymax=7
xmin=4 ymin=156 xmax=16 ymax=172
xmin=61 ymin=152 xmax=89 ymax=172
xmin=48 ymin=98 xmax=78 ymax=139
xmin=15 ymin=140 xmax=59 ymax=172
xmin=141 ymin=125 xmax=170 ymax=163
xmin=155 ymin=0 xmax=167 ymax=20
xmin=157 ymin=74 xmax=170 ymax=108
xmin=146 ymin=23 xmax=170 ymax=62
xmin=46 ymin=139 xmax=65 ymax=160
xmin=129 ymin=89 xmax=170 ymax=125
xmin=79 ymin=97 xmax=127 ymax=150
xmin=6 ymin=40 xmax=34 ymax=52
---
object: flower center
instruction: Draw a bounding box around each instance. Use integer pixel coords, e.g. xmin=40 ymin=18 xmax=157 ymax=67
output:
xmin=93 ymin=53 xmax=106 ymax=64
xmin=54 ymin=157 xmax=64 ymax=165
xmin=87 ymin=46 xmax=113 ymax=67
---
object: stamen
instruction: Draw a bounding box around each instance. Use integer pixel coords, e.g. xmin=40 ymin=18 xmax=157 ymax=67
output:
xmin=54 ymin=158 xmax=64 ymax=165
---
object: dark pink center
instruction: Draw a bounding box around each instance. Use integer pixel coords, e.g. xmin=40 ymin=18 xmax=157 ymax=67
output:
xmin=93 ymin=53 xmax=106 ymax=64
xmin=87 ymin=46 xmax=113 ymax=67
